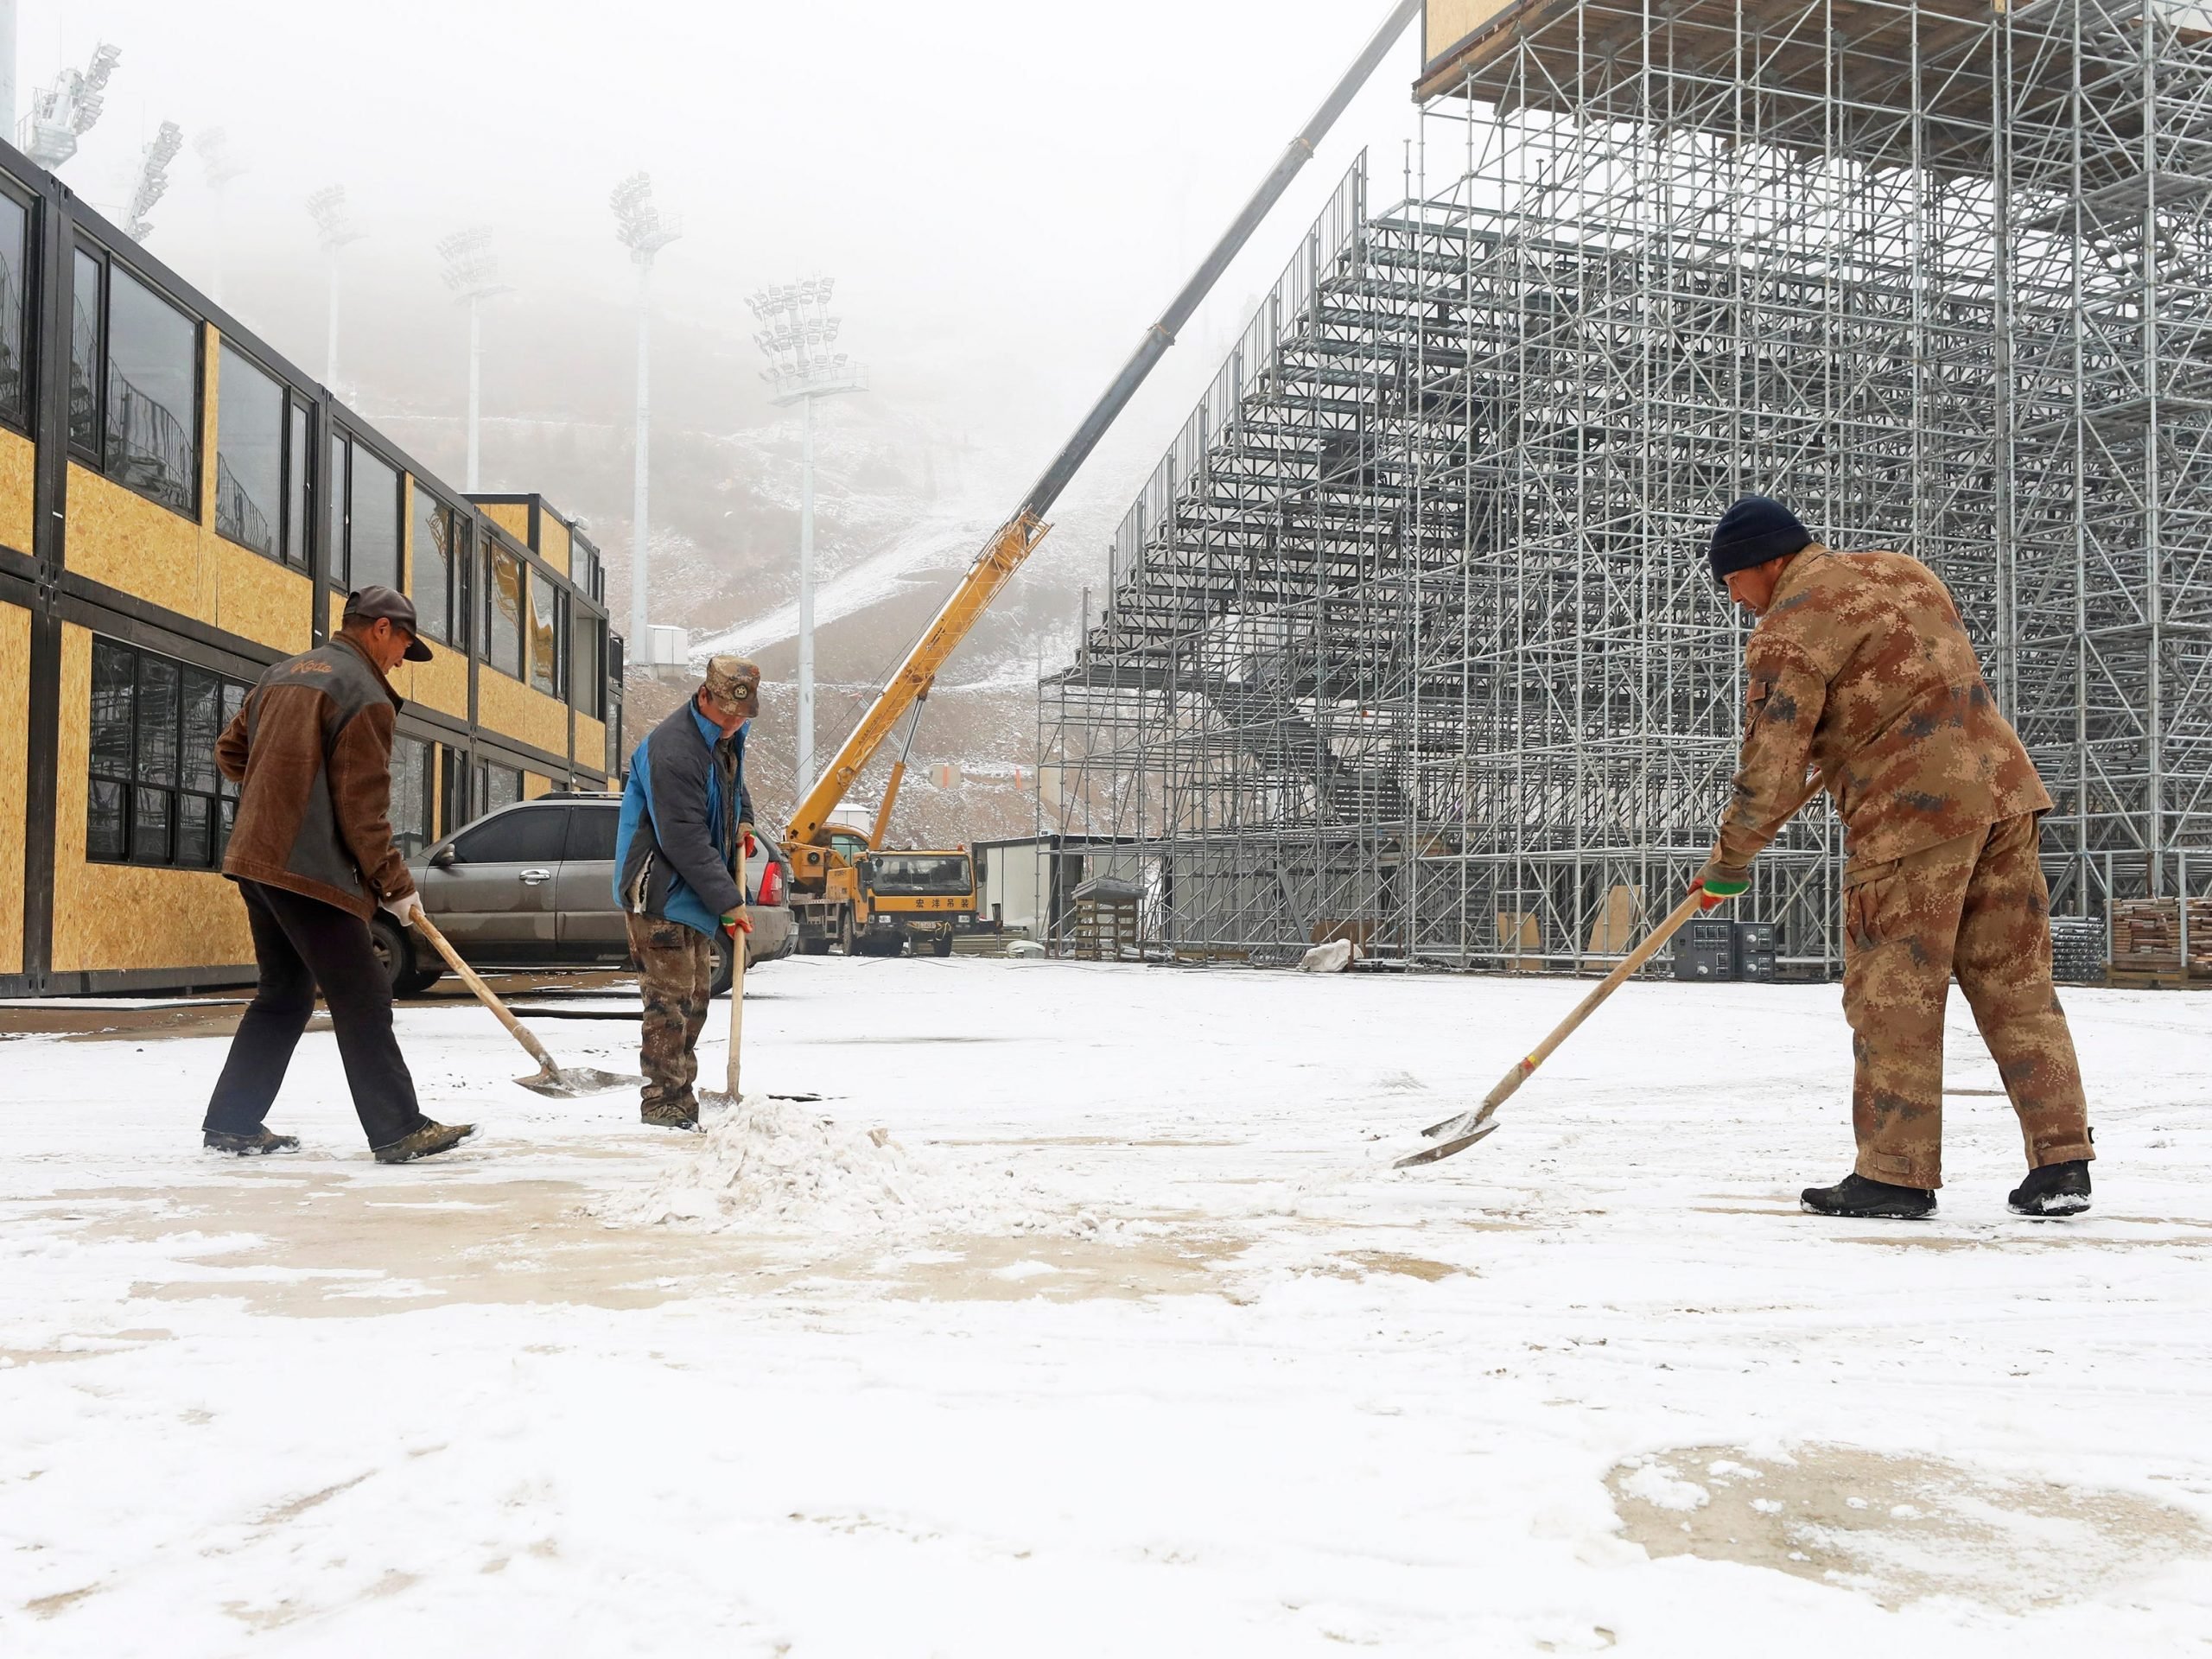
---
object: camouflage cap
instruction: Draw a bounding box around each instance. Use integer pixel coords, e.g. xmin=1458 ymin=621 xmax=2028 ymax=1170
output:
xmin=702 ymin=655 xmax=761 ymax=715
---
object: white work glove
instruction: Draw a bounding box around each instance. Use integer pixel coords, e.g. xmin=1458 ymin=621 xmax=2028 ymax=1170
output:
xmin=382 ymin=892 xmax=425 ymax=928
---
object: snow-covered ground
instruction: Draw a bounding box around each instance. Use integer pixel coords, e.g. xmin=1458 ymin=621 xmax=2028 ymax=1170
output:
xmin=4 ymin=959 xmax=2211 ymax=1655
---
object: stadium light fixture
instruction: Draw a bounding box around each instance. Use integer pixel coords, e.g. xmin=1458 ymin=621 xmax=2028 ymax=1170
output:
xmin=124 ymin=121 xmax=183 ymax=244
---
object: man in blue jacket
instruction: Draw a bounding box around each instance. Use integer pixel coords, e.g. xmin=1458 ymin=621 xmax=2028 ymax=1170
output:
xmin=613 ymin=656 xmax=760 ymax=1129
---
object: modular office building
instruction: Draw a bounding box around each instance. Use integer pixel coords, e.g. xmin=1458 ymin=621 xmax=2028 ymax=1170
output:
xmin=0 ymin=138 xmax=622 ymax=995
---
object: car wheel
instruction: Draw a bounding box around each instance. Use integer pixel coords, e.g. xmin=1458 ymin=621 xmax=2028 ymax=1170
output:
xmin=838 ymin=908 xmax=859 ymax=956
xmin=396 ymin=954 xmax=443 ymax=996
xmin=368 ymin=915 xmax=413 ymax=995
xmin=711 ymin=934 xmax=734 ymax=998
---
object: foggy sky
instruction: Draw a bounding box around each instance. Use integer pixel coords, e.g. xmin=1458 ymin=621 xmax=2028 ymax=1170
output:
xmin=25 ymin=1 xmax=1427 ymax=537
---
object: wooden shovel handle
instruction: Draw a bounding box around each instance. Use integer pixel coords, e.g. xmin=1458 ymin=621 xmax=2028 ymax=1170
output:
xmin=409 ymin=910 xmax=561 ymax=1073
xmin=1467 ymin=888 xmax=1709 ymax=1128
xmin=724 ymin=923 xmax=747 ymax=1097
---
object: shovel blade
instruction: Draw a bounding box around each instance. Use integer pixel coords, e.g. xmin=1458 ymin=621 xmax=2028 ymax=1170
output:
xmin=1393 ymin=1120 xmax=1501 ymax=1168
xmin=512 ymin=1065 xmax=642 ymax=1099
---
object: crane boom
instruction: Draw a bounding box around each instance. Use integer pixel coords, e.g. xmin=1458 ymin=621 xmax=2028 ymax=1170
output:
xmin=785 ymin=0 xmax=1420 ymax=851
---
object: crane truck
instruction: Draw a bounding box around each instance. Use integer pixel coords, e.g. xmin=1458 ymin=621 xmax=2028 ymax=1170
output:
xmin=779 ymin=0 xmax=1421 ymax=955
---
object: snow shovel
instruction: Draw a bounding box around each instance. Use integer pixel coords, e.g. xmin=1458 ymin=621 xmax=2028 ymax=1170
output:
xmin=1397 ymin=888 xmax=1709 ymax=1167
xmin=409 ymin=912 xmax=642 ymax=1099
xmin=697 ymin=920 xmax=747 ymax=1110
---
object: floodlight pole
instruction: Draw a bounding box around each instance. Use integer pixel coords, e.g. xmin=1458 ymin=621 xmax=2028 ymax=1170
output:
xmin=0 ymin=3 xmax=17 ymax=145
xmin=467 ymin=294 xmax=485 ymax=490
xmin=630 ymin=254 xmax=652 ymax=646
xmin=798 ymin=391 xmax=817 ymax=791
xmin=324 ymin=246 xmax=341 ymax=389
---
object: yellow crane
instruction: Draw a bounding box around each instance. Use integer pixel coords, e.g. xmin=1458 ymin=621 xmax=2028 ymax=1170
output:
xmin=780 ymin=0 xmax=1420 ymax=956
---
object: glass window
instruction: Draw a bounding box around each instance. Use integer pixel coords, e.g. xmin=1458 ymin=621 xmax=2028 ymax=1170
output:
xmin=391 ymin=734 xmax=433 ymax=858
xmin=451 ymin=804 xmax=563 ymax=864
xmin=130 ymin=655 xmax=180 ymax=865
xmin=327 ymin=431 xmax=348 ymax=584
xmin=215 ymin=344 xmax=283 ymax=558
xmin=530 ymin=571 xmax=561 ymax=696
xmin=69 ymin=248 xmax=100 ymax=452
xmin=0 ymin=193 xmax=28 ymax=427
xmin=285 ymin=402 xmax=309 ymax=570
xmin=105 ymin=264 xmax=199 ymax=516
xmin=565 ymin=805 xmax=620 ymax=862
xmin=412 ymin=487 xmax=454 ymax=644
xmin=867 ymin=855 xmax=974 ymax=895
xmin=349 ymin=447 xmax=401 ymax=593
xmin=86 ymin=638 xmax=248 ymax=870
xmin=487 ymin=545 xmax=524 ymax=678
xmin=571 ymin=608 xmax=602 ymax=717
xmin=480 ymin=763 xmax=522 ymax=815
xmin=87 ymin=641 xmax=134 ymax=861
xmin=454 ymin=520 xmax=474 ymax=652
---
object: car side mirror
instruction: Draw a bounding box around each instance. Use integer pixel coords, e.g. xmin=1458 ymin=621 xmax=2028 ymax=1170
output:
xmin=429 ymin=845 xmax=458 ymax=870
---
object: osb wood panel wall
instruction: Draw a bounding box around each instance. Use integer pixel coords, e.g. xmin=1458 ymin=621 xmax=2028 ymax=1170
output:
xmin=1425 ymin=0 xmax=1521 ymax=65
xmin=480 ymin=502 xmax=530 ymax=547
xmin=523 ymin=772 xmax=556 ymax=799
xmin=574 ymin=713 xmax=607 ymax=774
xmin=66 ymin=329 xmax=312 ymax=656
xmin=0 ymin=601 xmax=29 ymax=973
xmin=537 ymin=514 xmax=570 ymax=577
xmin=50 ymin=623 xmax=253 ymax=974
xmin=0 ymin=428 xmax=34 ymax=556
xmin=477 ymin=665 xmax=569 ymax=759
xmin=397 ymin=650 xmax=468 ymax=721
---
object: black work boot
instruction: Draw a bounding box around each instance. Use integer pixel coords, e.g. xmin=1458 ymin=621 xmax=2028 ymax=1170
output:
xmin=641 ymin=1100 xmax=702 ymax=1133
xmin=372 ymin=1121 xmax=478 ymax=1165
xmin=1801 ymin=1173 xmax=1936 ymax=1219
xmin=2009 ymin=1159 xmax=2092 ymax=1219
xmin=203 ymin=1128 xmax=301 ymax=1155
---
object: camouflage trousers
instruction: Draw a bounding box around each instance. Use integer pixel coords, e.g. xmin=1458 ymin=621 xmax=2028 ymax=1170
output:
xmin=626 ymin=914 xmax=713 ymax=1122
xmin=1840 ymin=811 xmax=2094 ymax=1188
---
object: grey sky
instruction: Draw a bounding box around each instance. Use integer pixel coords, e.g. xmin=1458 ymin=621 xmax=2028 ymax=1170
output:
xmin=27 ymin=2 xmax=1425 ymax=518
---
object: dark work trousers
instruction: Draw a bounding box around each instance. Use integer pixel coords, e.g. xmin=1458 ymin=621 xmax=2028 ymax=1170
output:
xmin=203 ymin=879 xmax=429 ymax=1151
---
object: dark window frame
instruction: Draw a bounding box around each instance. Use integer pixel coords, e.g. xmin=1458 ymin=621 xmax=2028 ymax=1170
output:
xmin=486 ymin=537 xmax=524 ymax=680
xmin=69 ymin=239 xmax=204 ymax=524
xmin=348 ymin=442 xmax=404 ymax=594
xmin=0 ymin=175 xmax=37 ymax=438
xmin=213 ymin=337 xmax=308 ymax=569
xmin=411 ymin=483 xmax=461 ymax=646
xmin=86 ymin=636 xmax=248 ymax=870
xmin=390 ymin=732 xmax=435 ymax=860
xmin=528 ymin=567 xmax=564 ymax=700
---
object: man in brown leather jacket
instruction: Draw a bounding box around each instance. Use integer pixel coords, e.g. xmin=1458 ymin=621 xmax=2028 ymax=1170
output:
xmin=201 ymin=587 xmax=473 ymax=1165
xmin=1693 ymin=497 xmax=2094 ymax=1219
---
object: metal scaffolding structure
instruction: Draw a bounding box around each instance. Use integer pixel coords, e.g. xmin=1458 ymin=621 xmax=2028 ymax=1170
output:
xmin=1043 ymin=0 xmax=2212 ymax=972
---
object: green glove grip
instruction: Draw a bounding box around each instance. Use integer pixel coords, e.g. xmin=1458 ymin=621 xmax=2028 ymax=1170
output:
xmin=1698 ymin=874 xmax=1750 ymax=899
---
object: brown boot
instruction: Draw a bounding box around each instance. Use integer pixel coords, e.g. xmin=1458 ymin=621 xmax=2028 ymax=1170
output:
xmin=641 ymin=1101 xmax=702 ymax=1133
xmin=372 ymin=1121 xmax=478 ymax=1165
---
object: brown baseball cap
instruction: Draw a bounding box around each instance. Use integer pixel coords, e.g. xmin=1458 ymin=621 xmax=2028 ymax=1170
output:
xmin=344 ymin=586 xmax=433 ymax=661
xmin=702 ymin=655 xmax=760 ymax=715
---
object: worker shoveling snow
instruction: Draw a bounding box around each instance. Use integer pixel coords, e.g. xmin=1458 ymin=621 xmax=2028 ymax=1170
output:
xmin=601 ymin=1092 xmax=1114 ymax=1239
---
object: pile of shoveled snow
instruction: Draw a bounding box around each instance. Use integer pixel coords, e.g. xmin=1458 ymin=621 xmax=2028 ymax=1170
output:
xmin=601 ymin=1094 xmax=1112 ymax=1238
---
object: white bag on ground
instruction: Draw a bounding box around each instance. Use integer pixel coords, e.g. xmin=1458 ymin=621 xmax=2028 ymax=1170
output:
xmin=1299 ymin=939 xmax=1355 ymax=974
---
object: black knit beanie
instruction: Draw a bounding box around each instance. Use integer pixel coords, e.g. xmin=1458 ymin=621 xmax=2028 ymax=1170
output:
xmin=1707 ymin=495 xmax=1812 ymax=584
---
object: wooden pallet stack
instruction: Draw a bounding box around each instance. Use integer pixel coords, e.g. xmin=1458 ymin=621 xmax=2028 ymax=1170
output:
xmin=2110 ymin=899 xmax=2212 ymax=978
xmin=1070 ymin=875 xmax=1142 ymax=962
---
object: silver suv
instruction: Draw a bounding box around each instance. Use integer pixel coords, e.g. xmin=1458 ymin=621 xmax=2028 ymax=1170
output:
xmin=370 ymin=791 xmax=795 ymax=997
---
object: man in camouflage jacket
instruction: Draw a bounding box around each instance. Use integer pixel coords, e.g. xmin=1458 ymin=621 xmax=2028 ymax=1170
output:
xmin=1693 ymin=496 xmax=2094 ymax=1219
